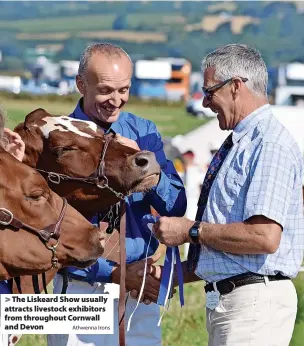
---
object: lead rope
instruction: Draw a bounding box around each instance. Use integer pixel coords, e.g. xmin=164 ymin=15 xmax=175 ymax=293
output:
xmin=127 ymin=226 xmax=153 ymax=331
xmin=118 ymin=202 xmax=126 ymax=346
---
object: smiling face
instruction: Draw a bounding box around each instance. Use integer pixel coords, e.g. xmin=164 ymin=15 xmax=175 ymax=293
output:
xmin=202 ymin=67 xmax=248 ymax=131
xmin=76 ymin=53 xmax=132 ymax=128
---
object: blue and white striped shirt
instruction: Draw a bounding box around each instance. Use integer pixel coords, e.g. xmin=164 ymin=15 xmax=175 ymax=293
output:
xmin=195 ymin=104 xmax=304 ymax=282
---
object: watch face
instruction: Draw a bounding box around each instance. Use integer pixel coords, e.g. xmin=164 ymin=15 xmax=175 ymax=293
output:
xmin=189 ymin=221 xmax=200 ymax=243
xmin=190 ymin=228 xmax=198 ymax=237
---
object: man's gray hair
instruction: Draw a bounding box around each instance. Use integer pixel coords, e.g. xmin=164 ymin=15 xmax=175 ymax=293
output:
xmin=78 ymin=42 xmax=133 ymax=79
xmin=202 ymin=44 xmax=268 ymax=97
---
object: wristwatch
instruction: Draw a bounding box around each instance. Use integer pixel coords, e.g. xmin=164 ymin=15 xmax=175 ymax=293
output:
xmin=189 ymin=221 xmax=201 ymax=243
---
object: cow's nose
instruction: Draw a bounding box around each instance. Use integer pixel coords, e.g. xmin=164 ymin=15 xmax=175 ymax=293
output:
xmin=132 ymin=152 xmax=150 ymax=169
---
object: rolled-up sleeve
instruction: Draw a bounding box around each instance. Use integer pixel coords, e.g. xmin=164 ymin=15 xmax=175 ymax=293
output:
xmin=244 ymin=142 xmax=296 ymax=228
xmin=141 ymin=121 xmax=187 ymax=217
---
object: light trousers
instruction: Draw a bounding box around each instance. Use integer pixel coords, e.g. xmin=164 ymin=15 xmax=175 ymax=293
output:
xmin=206 ymin=279 xmax=297 ymax=346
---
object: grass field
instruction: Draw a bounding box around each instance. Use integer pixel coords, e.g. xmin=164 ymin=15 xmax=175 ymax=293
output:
xmin=0 ymin=15 xmax=115 ymax=33
xmin=1 ymin=94 xmax=304 ymax=346
xmin=0 ymin=95 xmax=206 ymax=138
xmin=0 ymin=13 xmax=183 ymax=35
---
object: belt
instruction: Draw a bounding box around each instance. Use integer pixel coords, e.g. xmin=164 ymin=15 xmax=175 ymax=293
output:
xmin=205 ymin=273 xmax=290 ymax=295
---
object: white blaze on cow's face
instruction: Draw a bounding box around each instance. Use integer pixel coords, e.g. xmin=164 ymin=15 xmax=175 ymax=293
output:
xmin=37 ymin=116 xmax=98 ymax=139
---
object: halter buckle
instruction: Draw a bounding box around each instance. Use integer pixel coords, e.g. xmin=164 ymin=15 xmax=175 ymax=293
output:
xmin=48 ymin=172 xmax=61 ymax=184
xmin=0 ymin=208 xmax=14 ymax=226
xmin=45 ymin=242 xmax=59 ymax=268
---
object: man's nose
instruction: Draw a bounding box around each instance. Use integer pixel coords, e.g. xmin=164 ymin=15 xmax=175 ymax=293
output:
xmin=108 ymin=91 xmax=122 ymax=107
xmin=202 ymin=96 xmax=210 ymax=108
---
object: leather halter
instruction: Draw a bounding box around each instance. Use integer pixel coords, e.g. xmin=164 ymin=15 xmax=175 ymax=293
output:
xmin=33 ymin=131 xmax=126 ymax=346
xmin=0 ymin=197 xmax=67 ymax=269
xmin=36 ymin=133 xmax=125 ymax=200
xmin=33 ymin=132 xmax=127 ymax=345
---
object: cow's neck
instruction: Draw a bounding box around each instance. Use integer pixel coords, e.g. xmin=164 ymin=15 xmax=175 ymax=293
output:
xmin=68 ymin=199 xmax=118 ymax=220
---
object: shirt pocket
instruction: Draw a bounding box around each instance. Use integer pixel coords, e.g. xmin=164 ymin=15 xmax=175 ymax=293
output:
xmin=222 ymin=169 xmax=247 ymax=205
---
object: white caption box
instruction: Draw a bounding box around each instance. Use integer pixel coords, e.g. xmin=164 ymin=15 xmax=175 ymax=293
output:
xmin=0 ymin=294 xmax=114 ymax=334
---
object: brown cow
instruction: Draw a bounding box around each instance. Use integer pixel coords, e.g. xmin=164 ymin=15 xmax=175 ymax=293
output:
xmin=14 ymin=108 xmax=160 ymax=218
xmin=0 ymin=147 xmax=105 ymax=280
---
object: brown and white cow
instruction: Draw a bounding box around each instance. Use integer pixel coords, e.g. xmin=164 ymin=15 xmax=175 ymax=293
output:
xmin=11 ymin=108 xmax=160 ymax=292
xmin=14 ymin=108 xmax=160 ymax=218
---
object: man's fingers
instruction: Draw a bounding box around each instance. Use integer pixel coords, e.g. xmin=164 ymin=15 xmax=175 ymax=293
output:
xmin=131 ymin=274 xmax=160 ymax=297
xmin=143 ymin=275 xmax=161 ymax=296
xmin=137 ymin=267 xmax=152 ymax=276
xmin=146 ymin=252 xmax=161 ymax=265
xmin=115 ymin=134 xmax=139 ymax=150
xmin=4 ymin=128 xmax=22 ymax=141
xmin=138 ymin=264 xmax=162 ymax=281
xmin=129 ymin=290 xmax=153 ymax=305
xmin=152 ymin=221 xmax=159 ymax=234
xmin=150 ymin=265 xmax=162 ymax=279
xmin=115 ymin=134 xmax=123 ymax=143
xmin=130 ymin=289 xmax=138 ymax=299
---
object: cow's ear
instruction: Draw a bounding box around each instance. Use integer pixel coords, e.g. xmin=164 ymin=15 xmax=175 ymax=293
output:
xmin=13 ymin=109 xmax=48 ymax=168
xmin=22 ymin=108 xmax=51 ymax=130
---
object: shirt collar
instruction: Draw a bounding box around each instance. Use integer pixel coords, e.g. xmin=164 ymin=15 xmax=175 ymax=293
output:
xmin=71 ymin=98 xmax=123 ymax=134
xmin=232 ymin=104 xmax=272 ymax=144
xmin=71 ymin=98 xmax=91 ymax=121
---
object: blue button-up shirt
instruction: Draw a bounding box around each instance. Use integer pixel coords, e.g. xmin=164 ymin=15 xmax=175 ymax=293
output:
xmin=195 ymin=104 xmax=304 ymax=282
xmin=67 ymin=100 xmax=186 ymax=283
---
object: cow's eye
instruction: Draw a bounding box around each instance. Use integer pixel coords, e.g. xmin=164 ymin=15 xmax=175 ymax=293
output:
xmin=53 ymin=147 xmax=77 ymax=157
xmin=26 ymin=190 xmax=45 ymax=201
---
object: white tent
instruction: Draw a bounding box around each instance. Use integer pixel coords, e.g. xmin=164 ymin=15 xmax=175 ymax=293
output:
xmin=172 ymin=105 xmax=304 ymax=170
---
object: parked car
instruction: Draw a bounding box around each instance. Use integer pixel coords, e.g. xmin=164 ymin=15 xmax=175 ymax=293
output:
xmin=186 ymin=92 xmax=217 ymax=118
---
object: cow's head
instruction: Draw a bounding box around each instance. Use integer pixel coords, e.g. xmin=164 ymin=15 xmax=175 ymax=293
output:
xmin=14 ymin=108 xmax=161 ymax=217
xmin=0 ymin=148 xmax=105 ymax=280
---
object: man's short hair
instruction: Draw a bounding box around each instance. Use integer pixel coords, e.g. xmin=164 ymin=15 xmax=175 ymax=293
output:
xmin=202 ymin=43 xmax=268 ymax=97
xmin=78 ymin=43 xmax=133 ymax=79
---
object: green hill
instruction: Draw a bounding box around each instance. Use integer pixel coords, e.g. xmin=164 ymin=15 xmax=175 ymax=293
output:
xmin=0 ymin=1 xmax=304 ymax=71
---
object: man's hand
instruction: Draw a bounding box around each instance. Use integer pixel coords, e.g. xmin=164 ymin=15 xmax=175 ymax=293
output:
xmin=115 ymin=134 xmax=140 ymax=151
xmin=3 ymin=128 xmax=25 ymax=162
xmin=130 ymin=263 xmax=165 ymax=305
xmin=152 ymin=216 xmax=195 ymax=247
xmin=112 ymin=253 xmax=161 ymax=303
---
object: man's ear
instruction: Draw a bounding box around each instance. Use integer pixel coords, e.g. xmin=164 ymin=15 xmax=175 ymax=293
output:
xmin=76 ymin=74 xmax=85 ymax=95
xmin=232 ymin=78 xmax=242 ymax=99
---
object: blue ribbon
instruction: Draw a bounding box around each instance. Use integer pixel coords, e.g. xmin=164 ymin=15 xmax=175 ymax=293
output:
xmin=141 ymin=215 xmax=184 ymax=307
xmin=175 ymin=246 xmax=184 ymax=306
xmin=157 ymin=246 xmax=184 ymax=307
xmin=157 ymin=246 xmax=173 ymax=306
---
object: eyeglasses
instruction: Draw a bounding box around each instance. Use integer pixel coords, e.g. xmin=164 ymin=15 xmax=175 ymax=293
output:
xmin=202 ymin=77 xmax=248 ymax=100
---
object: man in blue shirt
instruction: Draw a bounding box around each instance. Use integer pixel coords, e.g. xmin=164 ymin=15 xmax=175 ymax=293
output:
xmin=48 ymin=43 xmax=186 ymax=346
